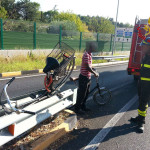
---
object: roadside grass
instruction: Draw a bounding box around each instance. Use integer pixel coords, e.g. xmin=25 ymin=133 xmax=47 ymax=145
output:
xmin=0 ymin=52 xmax=129 ymax=73
xmin=0 ymin=55 xmax=46 ymax=73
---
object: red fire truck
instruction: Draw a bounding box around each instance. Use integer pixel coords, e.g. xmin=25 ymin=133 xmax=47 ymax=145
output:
xmin=127 ymin=17 xmax=148 ymax=80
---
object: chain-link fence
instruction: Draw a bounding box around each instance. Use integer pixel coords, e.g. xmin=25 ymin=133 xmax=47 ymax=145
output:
xmin=0 ymin=18 xmax=131 ymax=51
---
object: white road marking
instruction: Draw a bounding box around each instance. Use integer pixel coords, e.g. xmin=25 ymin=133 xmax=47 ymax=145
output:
xmin=0 ymin=63 xmax=128 ymax=81
xmin=110 ymin=81 xmax=133 ymax=92
xmin=84 ymin=95 xmax=138 ymax=150
xmin=0 ymin=74 xmax=45 ymax=81
xmin=73 ymin=62 xmax=128 ymax=72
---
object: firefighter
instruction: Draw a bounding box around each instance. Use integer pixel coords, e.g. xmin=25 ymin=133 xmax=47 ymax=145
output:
xmin=130 ymin=37 xmax=150 ymax=133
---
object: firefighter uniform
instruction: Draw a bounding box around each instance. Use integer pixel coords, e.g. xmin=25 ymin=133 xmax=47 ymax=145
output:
xmin=138 ymin=54 xmax=150 ymax=122
xmin=130 ymin=37 xmax=150 ymax=133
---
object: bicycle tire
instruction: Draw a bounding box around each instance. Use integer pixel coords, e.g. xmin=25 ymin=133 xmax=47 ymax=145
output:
xmin=93 ymin=88 xmax=111 ymax=106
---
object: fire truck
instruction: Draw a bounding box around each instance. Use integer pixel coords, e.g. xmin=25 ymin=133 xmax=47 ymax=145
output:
xmin=127 ymin=17 xmax=149 ymax=80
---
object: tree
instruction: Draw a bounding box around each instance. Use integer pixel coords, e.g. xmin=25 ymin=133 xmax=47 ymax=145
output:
xmin=54 ymin=12 xmax=87 ymax=32
xmin=1 ymin=0 xmax=17 ymax=19
xmin=124 ymin=23 xmax=133 ymax=28
xmin=87 ymin=16 xmax=115 ymax=33
xmin=0 ymin=6 xmax=7 ymax=19
xmin=78 ymin=15 xmax=91 ymax=26
xmin=41 ymin=10 xmax=59 ymax=23
xmin=79 ymin=15 xmax=133 ymax=33
xmin=47 ymin=20 xmax=78 ymax=35
xmin=16 ymin=0 xmax=40 ymax=21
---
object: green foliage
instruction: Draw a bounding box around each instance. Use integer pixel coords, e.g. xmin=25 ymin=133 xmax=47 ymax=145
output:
xmin=54 ymin=12 xmax=87 ymax=32
xmin=87 ymin=17 xmax=115 ymax=34
xmin=0 ymin=54 xmax=46 ymax=73
xmin=14 ymin=22 xmax=33 ymax=32
xmin=41 ymin=10 xmax=59 ymax=23
xmin=79 ymin=16 xmax=115 ymax=33
xmin=79 ymin=16 xmax=133 ymax=33
xmin=3 ymin=19 xmax=33 ymax=32
xmin=0 ymin=6 xmax=7 ymax=19
xmin=16 ymin=0 xmax=40 ymax=21
xmin=1 ymin=0 xmax=40 ymax=20
xmin=47 ymin=20 xmax=78 ymax=36
xmin=109 ymin=18 xmax=133 ymax=28
xmin=1 ymin=0 xmax=16 ymax=19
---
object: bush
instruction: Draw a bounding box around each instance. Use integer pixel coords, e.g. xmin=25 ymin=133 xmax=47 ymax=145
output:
xmin=47 ymin=20 xmax=78 ymax=37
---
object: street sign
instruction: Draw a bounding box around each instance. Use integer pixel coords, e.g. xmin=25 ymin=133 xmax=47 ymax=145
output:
xmin=116 ymin=28 xmax=133 ymax=42
xmin=117 ymin=29 xmax=124 ymax=37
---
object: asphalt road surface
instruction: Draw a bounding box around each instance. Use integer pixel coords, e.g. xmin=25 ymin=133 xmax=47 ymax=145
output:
xmin=1 ymin=62 xmax=149 ymax=150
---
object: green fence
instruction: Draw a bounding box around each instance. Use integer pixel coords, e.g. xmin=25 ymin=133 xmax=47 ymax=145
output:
xmin=0 ymin=18 xmax=131 ymax=51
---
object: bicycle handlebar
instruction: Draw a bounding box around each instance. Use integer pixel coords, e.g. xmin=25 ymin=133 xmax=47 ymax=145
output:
xmin=3 ymin=77 xmax=36 ymax=115
xmin=6 ymin=77 xmax=15 ymax=86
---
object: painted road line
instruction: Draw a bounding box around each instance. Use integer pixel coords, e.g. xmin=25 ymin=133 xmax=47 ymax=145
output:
xmin=110 ymin=81 xmax=133 ymax=92
xmin=0 ymin=63 xmax=128 ymax=81
xmin=73 ymin=62 xmax=128 ymax=72
xmin=84 ymin=95 xmax=138 ymax=150
xmin=0 ymin=74 xmax=45 ymax=81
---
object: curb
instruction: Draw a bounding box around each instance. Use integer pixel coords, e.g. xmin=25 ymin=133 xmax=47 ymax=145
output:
xmin=0 ymin=61 xmax=128 ymax=78
xmin=92 ymin=60 xmax=129 ymax=67
xmin=0 ymin=66 xmax=77 ymax=78
xmin=0 ymin=70 xmax=41 ymax=78
xmin=30 ymin=109 xmax=77 ymax=150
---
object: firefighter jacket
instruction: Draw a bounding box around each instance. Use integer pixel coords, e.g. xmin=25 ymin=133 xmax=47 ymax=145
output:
xmin=140 ymin=54 xmax=150 ymax=82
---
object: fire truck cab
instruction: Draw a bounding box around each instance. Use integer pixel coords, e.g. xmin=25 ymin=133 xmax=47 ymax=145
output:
xmin=127 ymin=17 xmax=149 ymax=80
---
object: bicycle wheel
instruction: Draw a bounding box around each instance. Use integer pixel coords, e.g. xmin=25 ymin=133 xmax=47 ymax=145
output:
xmin=93 ymin=87 xmax=111 ymax=106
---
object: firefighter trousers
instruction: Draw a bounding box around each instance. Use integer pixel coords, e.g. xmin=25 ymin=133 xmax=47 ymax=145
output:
xmin=137 ymin=80 xmax=150 ymax=121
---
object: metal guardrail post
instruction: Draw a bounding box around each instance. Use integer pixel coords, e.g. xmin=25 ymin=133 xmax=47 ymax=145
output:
xmin=33 ymin=22 xmax=36 ymax=49
xmin=79 ymin=32 xmax=82 ymax=51
xmin=110 ymin=34 xmax=113 ymax=52
xmin=0 ymin=18 xmax=4 ymax=50
xmin=97 ymin=33 xmax=99 ymax=42
xmin=59 ymin=25 xmax=62 ymax=48
xmin=121 ymin=42 xmax=123 ymax=51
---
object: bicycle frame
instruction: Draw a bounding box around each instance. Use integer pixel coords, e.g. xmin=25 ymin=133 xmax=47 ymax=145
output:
xmin=89 ymin=77 xmax=99 ymax=94
xmin=73 ymin=76 xmax=104 ymax=95
xmin=89 ymin=76 xmax=106 ymax=95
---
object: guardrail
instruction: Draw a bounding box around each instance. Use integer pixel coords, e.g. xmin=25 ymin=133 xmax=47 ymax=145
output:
xmin=92 ymin=55 xmax=129 ymax=61
xmin=0 ymin=88 xmax=77 ymax=146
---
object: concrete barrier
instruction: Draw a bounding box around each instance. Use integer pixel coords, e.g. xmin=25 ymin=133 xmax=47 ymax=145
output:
xmin=0 ymin=49 xmax=52 ymax=58
xmin=0 ymin=50 xmax=130 ymax=58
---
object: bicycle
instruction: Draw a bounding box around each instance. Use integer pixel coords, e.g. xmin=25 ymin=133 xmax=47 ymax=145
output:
xmin=70 ymin=71 xmax=112 ymax=106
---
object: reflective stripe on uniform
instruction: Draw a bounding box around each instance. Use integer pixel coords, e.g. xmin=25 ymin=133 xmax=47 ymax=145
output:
xmin=141 ymin=64 xmax=150 ymax=68
xmin=141 ymin=77 xmax=150 ymax=81
xmin=144 ymin=64 xmax=150 ymax=68
xmin=138 ymin=109 xmax=147 ymax=117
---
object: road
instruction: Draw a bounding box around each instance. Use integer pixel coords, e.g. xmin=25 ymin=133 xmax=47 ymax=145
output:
xmin=1 ymin=63 xmax=149 ymax=150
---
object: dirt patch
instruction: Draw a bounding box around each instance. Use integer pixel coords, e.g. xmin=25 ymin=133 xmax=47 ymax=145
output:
xmin=2 ymin=110 xmax=70 ymax=150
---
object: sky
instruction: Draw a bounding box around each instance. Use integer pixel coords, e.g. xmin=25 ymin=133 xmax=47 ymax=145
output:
xmin=26 ymin=0 xmax=150 ymax=25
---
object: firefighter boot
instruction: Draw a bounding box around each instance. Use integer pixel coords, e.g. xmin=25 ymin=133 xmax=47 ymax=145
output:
xmin=130 ymin=115 xmax=145 ymax=133
xmin=137 ymin=122 xmax=144 ymax=133
xmin=130 ymin=116 xmax=145 ymax=124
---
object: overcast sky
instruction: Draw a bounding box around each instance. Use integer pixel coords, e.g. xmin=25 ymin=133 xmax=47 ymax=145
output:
xmin=27 ymin=0 xmax=150 ymax=25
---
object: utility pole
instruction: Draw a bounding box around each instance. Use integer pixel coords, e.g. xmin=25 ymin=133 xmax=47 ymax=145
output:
xmin=112 ymin=0 xmax=119 ymax=55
